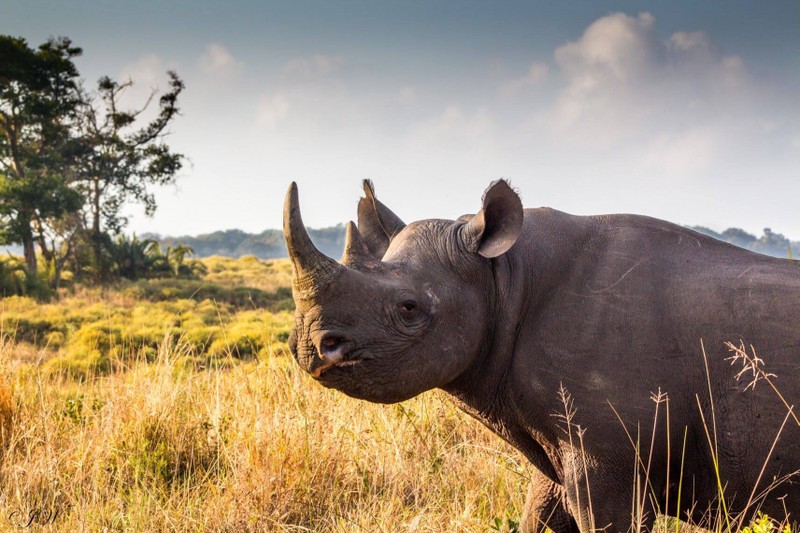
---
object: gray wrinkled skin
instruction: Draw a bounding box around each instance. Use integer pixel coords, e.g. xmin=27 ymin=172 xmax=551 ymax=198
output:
xmin=284 ymin=180 xmax=800 ymax=532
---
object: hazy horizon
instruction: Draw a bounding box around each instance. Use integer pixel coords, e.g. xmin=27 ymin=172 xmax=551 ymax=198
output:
xmin=3 ymin=1 xmax=798 ymax=238
xmin=6 ymin=221 xmax=799 ymax=263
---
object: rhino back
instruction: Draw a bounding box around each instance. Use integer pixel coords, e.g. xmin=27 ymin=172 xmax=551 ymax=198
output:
xmin=501 ymin=208 xmax=799 ymax=510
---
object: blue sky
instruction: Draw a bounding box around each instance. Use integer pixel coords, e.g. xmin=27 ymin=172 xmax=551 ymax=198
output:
xmin=3 ymin=1 xmax=800 ymax=238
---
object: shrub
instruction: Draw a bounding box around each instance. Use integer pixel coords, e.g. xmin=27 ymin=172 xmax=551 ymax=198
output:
xmin=0 ymin=257 xmax=52 ymax=299
xmin=0 ymin=374 xmax=13 ymax=450
xmin=0 ymin=257 xmax=26 ymax=297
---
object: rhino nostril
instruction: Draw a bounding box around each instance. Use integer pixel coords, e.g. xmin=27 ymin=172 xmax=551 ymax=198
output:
xmin=317 ymin=334 xmax=350 ymax=362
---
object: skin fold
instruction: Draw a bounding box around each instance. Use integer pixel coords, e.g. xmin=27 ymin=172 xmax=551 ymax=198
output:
xmin=284 ymin=180 xmax=800 ymax=532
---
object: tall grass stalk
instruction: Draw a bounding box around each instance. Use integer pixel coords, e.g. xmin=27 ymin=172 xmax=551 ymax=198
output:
xmin=700 ymin=340 xmax=733 ymax=532
xmin=0 ymin=333 xmax=528 ymax=531
xmin=1 ymin=260 xmax=796 ymax=532
xmin=725 ymin=341 xmax=799 ymax=429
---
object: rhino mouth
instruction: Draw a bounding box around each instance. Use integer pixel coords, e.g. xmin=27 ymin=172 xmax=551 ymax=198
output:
xmin=310 ymin=358 xmax=359 ymax=378
xmin=310 ymin=349 xmax=375 ymax=379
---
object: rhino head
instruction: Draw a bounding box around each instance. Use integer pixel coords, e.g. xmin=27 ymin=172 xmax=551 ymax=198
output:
xmin=284 ymin=180 xmax=523 ymax=403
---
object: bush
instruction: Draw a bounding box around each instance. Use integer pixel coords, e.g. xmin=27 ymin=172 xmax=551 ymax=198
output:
xmin=0 ymin=374 xmax=13 ymax=450
xmin=121 ymin=279 xmax=293 ymax=312
xmin=0 ymin=257 xmax=52 ymax=300
xmin=0 ymin=257 xmax=26 ymax=297
xmin=2 ymin=257 xmax=295 ymax=377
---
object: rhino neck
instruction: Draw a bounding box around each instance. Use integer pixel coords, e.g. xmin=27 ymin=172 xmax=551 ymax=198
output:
xmin=441 ymin=255 xmax=510 ymax=395
xmin=440 ymin=211 xmax=591 ymax=484
xmin=440 ymin=245 xmax=563 ymax=482
xmin=441 ymin=213 xmax=559 ymax=410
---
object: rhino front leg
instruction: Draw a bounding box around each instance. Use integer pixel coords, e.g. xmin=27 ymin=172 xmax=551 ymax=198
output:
xmin=519 ymin=470 xmax=580 ymax=533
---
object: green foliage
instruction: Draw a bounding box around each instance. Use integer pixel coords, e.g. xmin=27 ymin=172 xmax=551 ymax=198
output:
xmin=490 ymin=516 xmax=521 ymax=532
xmin=201 ymin=255 xmax=293 ymax=292
xmin=0 ymin=34 xmax=184 ymax=286
xmin=60 ymin=393 xmax=104 ymax=425
xmin=741 ymin=513 xmax=793 ymax=533
xmin=105 ymin=234 xmax=162 ymax=280
xmin=122 ymin=279 xmax=293 ymax=310
xmin=0 ymin=35 xmax=85 ymax=276
xmin=111 ymin=416 xmax=227 ymax=491
xmin=0 ymin=256 xmax=51 ymax=299
xmin=0 ymin=256 xmax=26 ymax=296
xmin=74 ymin=70 xmax=184 ymax=281
xmin=100 ymin=234 xmax=207 ymax=281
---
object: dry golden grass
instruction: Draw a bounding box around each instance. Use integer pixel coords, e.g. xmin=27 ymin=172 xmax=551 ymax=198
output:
xmin=0 ymin=372 xmax=13 ymax=450
xmin=0 ymin=337 xmax=528 ymax=532
xmin=0 ymin=257 xmax=794 ymax=532
xmin=202 ymin=256 xmax=294 ymax=292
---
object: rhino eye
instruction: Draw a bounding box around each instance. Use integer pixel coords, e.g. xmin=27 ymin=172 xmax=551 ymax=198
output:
xmin=395 ymin=299 xmax=427 ymax=329
xmin=400 ymin=301 xmax=416 ymax=312
xmin=398 ymin=300 xmax=418 ymax=317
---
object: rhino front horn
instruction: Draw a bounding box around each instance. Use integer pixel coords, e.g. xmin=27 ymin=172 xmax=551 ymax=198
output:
xmin=283 ymin=182 xmax=343 ymax=295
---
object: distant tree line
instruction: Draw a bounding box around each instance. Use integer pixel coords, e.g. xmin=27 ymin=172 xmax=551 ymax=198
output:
xmin=149 ymin=224 xmax=799 ymax=261
xmin=0 ymin=35 xmax=190 ymax=297
xmin=147 ymin=224 xmax=347 ymax=261
xmin=691 ymin=226 xmax=799 ymax=259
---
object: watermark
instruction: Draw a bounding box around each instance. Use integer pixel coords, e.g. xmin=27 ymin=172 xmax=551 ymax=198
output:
xmin=1 ymin=481 xmax=67 ymax=529
xmin=7 ymin=505 xmax=62 ymax=528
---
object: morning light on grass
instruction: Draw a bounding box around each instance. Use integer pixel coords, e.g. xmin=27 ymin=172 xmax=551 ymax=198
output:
xmin=0 ymin=257 xmax=796 ymax=531
xmin=0 ymin=257 xmax=529 ymax=531
xmin=2 ymin=2 xmax=799 ymax=531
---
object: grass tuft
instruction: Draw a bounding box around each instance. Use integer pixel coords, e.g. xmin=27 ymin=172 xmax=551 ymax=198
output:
xmin=0 ymin=257 xmax=795 ymax=531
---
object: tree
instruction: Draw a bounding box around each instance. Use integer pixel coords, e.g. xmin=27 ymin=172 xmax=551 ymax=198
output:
xmin=752 ymin=228 xmax=791 ymax=257
xmin=721 ymin=227 xmax=757 ymax=249
xmin=74 ymin=71 xmax=185 ymax=278
xmin=106 ymin=234 xmax=161 ymax=280
xmin=0 ymin=36 xmax=84 ymax=276
xmin=1 ymin=35 xmax=186 ymax=289
xmin=162 ymin=243 xmax=206 ymax=278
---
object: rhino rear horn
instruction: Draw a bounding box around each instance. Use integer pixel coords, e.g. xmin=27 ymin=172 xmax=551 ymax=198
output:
xmin=341 ymin=221 xmax=381 ymax=268
xmin=459 ymin=179 xmax=523 ymax=258
xmin=283 ymin=182 xmax=343 ymax=294
xmin=357 ymin=179 xmax=406 ymax=258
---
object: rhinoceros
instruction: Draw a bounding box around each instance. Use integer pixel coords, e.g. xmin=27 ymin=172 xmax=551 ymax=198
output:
xmin=283 ymin=179 xmax=800 ymax=532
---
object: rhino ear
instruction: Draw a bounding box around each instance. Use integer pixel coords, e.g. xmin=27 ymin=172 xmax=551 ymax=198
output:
xmin=357 ymin=180 xmax=406 ymax=258
xmin=459 ymin=179 xmax=523 ymax=258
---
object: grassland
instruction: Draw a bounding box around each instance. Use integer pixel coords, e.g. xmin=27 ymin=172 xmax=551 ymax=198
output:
xmin=0 ymin=256 xmax=528 ymax=532
xmin=0 ymin=256 xmax=794 ymax=532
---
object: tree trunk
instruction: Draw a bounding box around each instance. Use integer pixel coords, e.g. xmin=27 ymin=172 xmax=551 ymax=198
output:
xmin=18 ymin=211 xmax=38 ymax=275
xmin=91 ymin=176 xmax=103 ymax=281
xmin=22 ymin=236 xmax=37 ymax=275
xmin=7 ymin=121 xmax=36 ymax=275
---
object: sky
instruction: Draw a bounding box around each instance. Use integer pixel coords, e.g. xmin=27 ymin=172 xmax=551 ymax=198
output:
xmin=3 ymin=1 xmax=800 ymax=239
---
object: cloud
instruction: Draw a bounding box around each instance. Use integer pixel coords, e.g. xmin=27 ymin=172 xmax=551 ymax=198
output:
xmin=256 ymin=92 xmax=290 ymax=129
xmin=407 ymin=105 xmax=495 ymax=150
xmin=640 ymin=127 xmax=719 ymax=178
xmin=116 ymin=55 xmax=173 ymax=119
xmin=395 ymin=86 xmax=418 ymax=106
xmin=251 ymin=53 xmax=361 ymax=135
xmin=555 ymin=12 xmax=661 ymax=84
xmin=198 ymin=43 xmax=244 ymax=76
xmin=282 ymin=54 xmax=345 ymax=80
xmin=128 ymin=10 xmax=799 ymax=243
xmin=120 ymin=54 xmax=164 ymax=88
xmin=549 ymin=12 xmax=753 ymax=150
xmin=499 ymin=62 xmax=549 ymax=96
xmin=667 ymin=31 xmax=717 ymax=65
